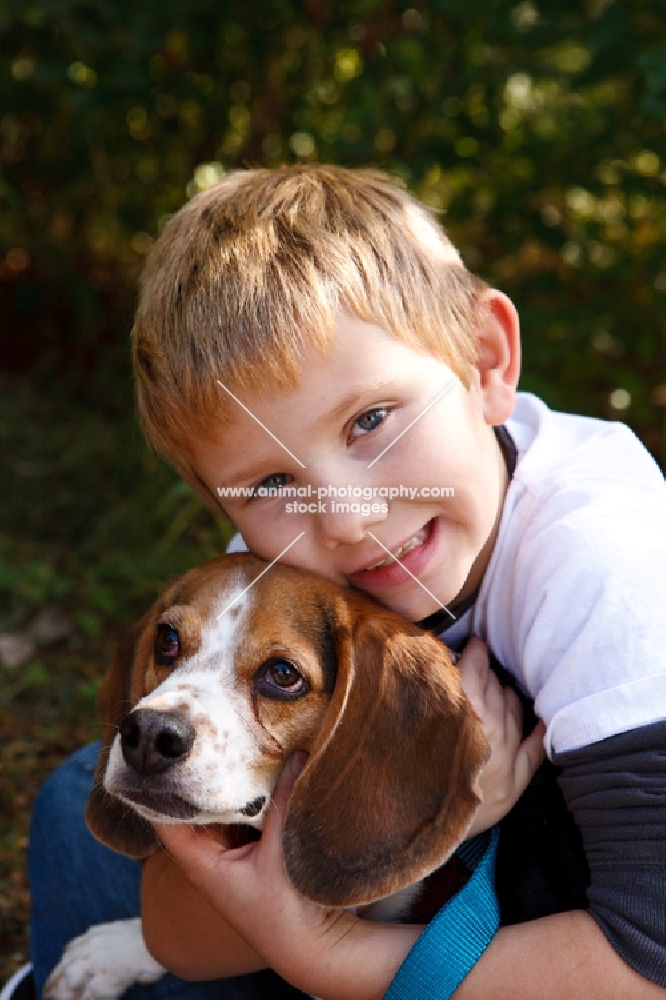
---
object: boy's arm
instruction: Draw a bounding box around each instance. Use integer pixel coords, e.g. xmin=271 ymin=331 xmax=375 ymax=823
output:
xmin=141 ymin=848 xmax=268 ymax=979
xmin=154 ymin=762 xmax=665 ymax=1000
xmin=456 ymin=912 xmax=665 ymax=1000
xmin=552 ymin=720 xmax=666 ymax=988
xmin=154 ymin=775 xmax=665 ymax=1000
xmin=455 ymin=726 xmax=666 ymax=998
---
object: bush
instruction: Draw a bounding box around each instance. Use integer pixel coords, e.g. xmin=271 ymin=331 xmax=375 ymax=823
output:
xmin=1 ymin=0 xmax=665 ymax=631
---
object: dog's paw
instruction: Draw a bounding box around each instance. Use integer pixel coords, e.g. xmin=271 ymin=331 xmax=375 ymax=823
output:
xmin=43 ymin=917 xmax=165 ymax=1000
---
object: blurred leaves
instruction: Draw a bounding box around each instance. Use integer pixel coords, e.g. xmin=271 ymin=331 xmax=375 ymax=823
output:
xmin=0 ymin=0 xmax=664 ymax=630
xmin=0 ymin=372 xmax=234 ymax=631
xmin=0 ymin=0 xmax=664 ymax=457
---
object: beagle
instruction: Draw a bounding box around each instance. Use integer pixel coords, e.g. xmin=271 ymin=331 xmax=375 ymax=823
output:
xmin=44 ymin=553 xmax=491 ymax=1000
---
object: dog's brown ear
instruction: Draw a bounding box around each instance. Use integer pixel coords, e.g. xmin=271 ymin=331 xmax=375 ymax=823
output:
xmin=283 ymin=606 xmax=490 ymax=906
xmin=85 ymin=614 xmax=159 ymax=858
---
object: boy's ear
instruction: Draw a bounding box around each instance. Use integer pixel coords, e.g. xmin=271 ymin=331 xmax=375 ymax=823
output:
xmin=475 ymin=289 xmax=521 ymax=426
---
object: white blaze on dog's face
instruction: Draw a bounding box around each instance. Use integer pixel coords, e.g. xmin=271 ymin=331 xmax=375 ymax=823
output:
xmin=104 ymin=561 xmax=336 ymax=828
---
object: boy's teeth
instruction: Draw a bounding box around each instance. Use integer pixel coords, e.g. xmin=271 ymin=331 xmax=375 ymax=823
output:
xmin=365 ymin=526 xmax=428 ymax=571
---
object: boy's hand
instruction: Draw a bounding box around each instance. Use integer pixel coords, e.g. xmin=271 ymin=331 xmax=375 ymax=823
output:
xmin=458 ymin=638 xmax=546 ymax=837
xmin=154 ymin=755 xmax=414 ymax=998
xmin=154 ymin=753 xmax=334 ymax=950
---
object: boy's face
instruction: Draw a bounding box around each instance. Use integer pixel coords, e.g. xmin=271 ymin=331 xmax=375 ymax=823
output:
xmin=190 ymin=307 xmax=516 ymax=622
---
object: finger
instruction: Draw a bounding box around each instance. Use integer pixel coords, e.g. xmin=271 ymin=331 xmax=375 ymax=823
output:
xmin=502 ymin=686 xmax=524 ymax=742
xmin=482 ymin=666 xmax=510 ymax=712
xmin=272 ymin=752 xmax=308 ymax=811
xmin=153 ymin=823 xmax=213 ymax=879
xmin=154 ymin=822 xmax=215 ymax=858
xmin=262 ymin=752 xmax=308 ymax=851
xmin=514 ymin=720 xmax=547 ymax=791
xmin=471 ymin=662 xmax=521 ymax=737
xmin=154 ymin=823 xmax=242 ymax=878
xmin=154 ymin=821 xmax=200 ymax=855
xmin=457 ymin=638 xmax=491 ymax=709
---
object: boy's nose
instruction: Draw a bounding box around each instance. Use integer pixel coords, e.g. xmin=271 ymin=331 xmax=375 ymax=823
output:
xmin=318 ymin=503 xmax=388 ymax=550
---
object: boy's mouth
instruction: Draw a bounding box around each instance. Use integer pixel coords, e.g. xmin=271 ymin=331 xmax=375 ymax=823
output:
xmin=363 ymin=524 xmax=430 ymax=570
xmin=348 ymin=519 xmax=436 ymax=587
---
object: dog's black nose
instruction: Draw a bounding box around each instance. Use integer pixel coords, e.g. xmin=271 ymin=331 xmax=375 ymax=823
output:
xmin=120 ymin=709 xmax=195 ymax=775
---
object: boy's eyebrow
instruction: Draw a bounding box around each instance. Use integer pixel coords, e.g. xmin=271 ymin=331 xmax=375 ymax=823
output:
xmin=320 ymin=380 xmax=400 ymax=426
xmin=219 ymin=458 xmax=285 ymax=489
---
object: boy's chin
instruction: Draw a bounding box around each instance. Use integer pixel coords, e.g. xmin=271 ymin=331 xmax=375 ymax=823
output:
xmin=377 ymin=590 xmax=456 ymax=623
xmin=388 ymin=571 xmax=475 ymax=623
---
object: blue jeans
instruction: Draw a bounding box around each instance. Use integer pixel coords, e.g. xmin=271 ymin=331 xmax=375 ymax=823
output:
xmin=29 ymin=743 xmax=308 ymax=999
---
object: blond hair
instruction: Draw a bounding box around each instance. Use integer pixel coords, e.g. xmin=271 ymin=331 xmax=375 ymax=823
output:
xmin=132 ymin=164 xmax=486 ymax=477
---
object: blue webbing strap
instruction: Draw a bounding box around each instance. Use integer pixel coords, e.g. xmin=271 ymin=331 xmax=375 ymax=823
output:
xmin=384 ymin=826 xmax=500 ymax=999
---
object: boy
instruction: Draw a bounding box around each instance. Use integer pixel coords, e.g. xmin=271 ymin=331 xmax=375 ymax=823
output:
xmin=29 ymin=165 xmax=665 ymax=999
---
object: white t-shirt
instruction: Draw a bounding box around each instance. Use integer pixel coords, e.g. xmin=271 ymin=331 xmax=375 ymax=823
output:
xmin=442 ymin=392 xmax=666 ymax=756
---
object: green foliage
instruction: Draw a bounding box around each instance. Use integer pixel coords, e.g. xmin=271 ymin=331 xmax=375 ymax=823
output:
xmin=0 ymin=372 xmax=234 ymax=630
xmin=1 ymin=0 xmax=665 ymax=632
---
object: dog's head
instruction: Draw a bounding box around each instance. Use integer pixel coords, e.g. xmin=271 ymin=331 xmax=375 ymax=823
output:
xmin=87 ymin=553 xmax=489 ymax=907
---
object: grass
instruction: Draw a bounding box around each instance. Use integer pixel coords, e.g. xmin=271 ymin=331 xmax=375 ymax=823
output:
xmin=0 ymin=367 xmax=233 ymax=982
xmin=0 ymin=645 xmax=103 ymax=977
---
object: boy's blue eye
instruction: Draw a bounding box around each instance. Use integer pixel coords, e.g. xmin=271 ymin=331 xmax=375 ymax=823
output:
xmin=253 ymin=472 xmax=292 ymax=496
xmin=350 ymin=408 xmax=388 ymax=439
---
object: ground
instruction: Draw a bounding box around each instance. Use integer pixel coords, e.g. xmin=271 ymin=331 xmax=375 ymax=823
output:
xmin=0 ymin=642 xmax=103 ymax=981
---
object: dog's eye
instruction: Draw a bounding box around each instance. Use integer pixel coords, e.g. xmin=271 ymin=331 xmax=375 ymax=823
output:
xmin=269 ymin=661 xmax=300 ymax=687
xmin=254 ymin=658 xmax=309 ymax=700
xmin=155 ymin=623 xmax=180 ymax=666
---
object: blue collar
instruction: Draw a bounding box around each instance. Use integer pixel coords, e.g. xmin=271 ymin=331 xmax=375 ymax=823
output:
xmin=385 ymin=826 xmax=500 ymax=999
